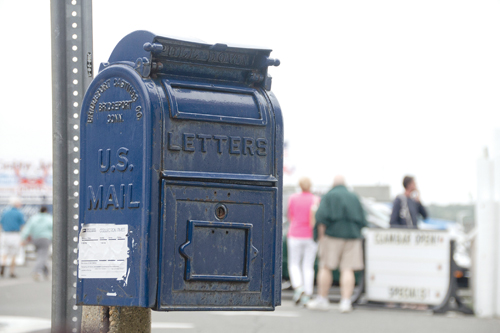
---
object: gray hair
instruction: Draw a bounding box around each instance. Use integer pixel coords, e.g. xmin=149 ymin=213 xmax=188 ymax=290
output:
xmin=9 ymin=196 xmax=22 ymax=207
xmin=333 ymin=175 xmax=345 ymax=187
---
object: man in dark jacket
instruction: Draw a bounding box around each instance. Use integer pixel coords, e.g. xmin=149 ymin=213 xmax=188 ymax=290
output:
xmin=390 ymin=176 xmax=427 ymax=228
xmin=306 ymin=175 xmax=367 ymax=313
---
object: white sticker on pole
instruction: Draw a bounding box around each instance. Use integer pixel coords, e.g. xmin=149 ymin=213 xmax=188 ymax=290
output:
xmin=365 ymin=229 xmax=450 ymax=305
xmin=78 ymin=224 xmax=128 ymax=279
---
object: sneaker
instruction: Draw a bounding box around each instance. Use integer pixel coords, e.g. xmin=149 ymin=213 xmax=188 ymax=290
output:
xmin=292 ymin=287 xmax=304 ymax=305
xmin=306 ymin=297 xmax=330 ymax=311
xmin=9 ymin=273 xmax=17 ymax=279
xmin=281 ymin=280 xmax=292 ymax=290
xmin=298 ymin=295 xmax=311 ymax=307
xmin=339 ymin=299 xmax=353 ymax=313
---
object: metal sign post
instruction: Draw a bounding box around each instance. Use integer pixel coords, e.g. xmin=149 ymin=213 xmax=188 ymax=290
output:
xmin=51 ymin=0 xmax=93 ymax=331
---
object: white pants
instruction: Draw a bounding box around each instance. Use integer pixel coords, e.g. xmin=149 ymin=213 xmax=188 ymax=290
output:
xmin=1 ymin=232 xmax=21 ymax=258
xmin=287 ymin=237 xmax=318 ymax=296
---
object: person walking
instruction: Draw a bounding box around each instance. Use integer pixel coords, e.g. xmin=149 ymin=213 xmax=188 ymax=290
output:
xmin=287 ymin=177 xmax=320 ymax=306
xmin=307 ymin=175 xmax=367 ymax=313
xmin=390 ymin=175 xmax=427 ymax=228
xmin=389 ymin=175 xmax=428 ymax=310
xmin=21 ymin=206 xmax=53 ymax=281
xmin=0 ymin=197 xmax=25 ymax=278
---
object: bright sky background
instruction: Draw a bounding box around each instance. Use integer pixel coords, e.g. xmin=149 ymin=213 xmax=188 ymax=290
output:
xmin=1 ymin=0 xmax=500 ymax=204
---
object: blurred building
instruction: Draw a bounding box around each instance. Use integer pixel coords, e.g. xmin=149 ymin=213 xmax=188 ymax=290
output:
xmin=0 ymin=160 xmax=53 ymax=219
xmin=352 ymin=185 xmax=391 ymax=203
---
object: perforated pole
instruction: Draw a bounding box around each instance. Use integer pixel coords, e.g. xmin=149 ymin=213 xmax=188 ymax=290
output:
xmin=51 ymin=0 xmax=93 ymax=331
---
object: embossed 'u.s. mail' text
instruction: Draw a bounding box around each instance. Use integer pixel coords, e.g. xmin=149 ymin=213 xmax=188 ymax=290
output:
xmin=87 ymin=147 xmax=141 ymax=211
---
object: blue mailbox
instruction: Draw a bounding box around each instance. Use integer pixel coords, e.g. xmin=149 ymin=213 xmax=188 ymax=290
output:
xmin=77 ymin=31 xmax=283 ymax=311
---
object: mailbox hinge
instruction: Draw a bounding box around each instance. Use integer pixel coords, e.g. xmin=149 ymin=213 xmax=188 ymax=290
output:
xmin=135 ymin=57 xmax=151 ymax=78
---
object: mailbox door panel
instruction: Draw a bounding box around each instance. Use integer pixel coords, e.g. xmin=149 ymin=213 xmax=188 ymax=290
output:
xmin=161 ymin=80 xmax=274 ymax=179
xmin=157 ymin=180 xmax=277 ymax=310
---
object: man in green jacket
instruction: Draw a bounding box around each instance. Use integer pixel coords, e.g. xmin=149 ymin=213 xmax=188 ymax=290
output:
xmin=307 ymin=175 xmax=367 ymax=312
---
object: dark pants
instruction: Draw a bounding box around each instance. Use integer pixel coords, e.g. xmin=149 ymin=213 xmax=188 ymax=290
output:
xmin=33 ymin=238 xmax=51 ymax=277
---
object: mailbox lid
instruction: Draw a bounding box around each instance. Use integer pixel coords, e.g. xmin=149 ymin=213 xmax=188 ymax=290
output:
xmin=104 ymin=30 xmax=278 ymax=91
xmin=157 ymin=180 xmax=279 ymax=311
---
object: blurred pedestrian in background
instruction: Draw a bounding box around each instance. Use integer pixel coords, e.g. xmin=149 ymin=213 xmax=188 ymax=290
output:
xmin=21 ymin=206 xmax=53 ymax=281
xmin=0 ymin=197 xmax=25 ymax=278
xmin=287 ymin=177 xmax=320 ymax=306
xmin=390 ymin=175 xmax=427 ymax=228
xmin=389 ymin=176 xmax=429 ymax=310
xmin=307 ymin=175 xmax=367 ymax=313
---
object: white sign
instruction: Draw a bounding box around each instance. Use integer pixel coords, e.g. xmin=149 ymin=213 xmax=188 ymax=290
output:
xmin=365 ymin=229 xmax=450 ymax=305
xmin=0 ymin=160 xmax=52 ymax=204
xmin=78 ymin=224 xmax=129 ymax=279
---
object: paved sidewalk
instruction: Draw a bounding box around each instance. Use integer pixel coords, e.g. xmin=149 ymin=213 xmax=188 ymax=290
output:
xmin=1 ymin=261 xmax=499 ymax=333
xmin=151 ymin=299 xmax=500 ymax=333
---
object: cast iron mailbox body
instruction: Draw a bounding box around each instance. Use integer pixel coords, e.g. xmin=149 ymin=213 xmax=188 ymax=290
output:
xmin=77 ymin=30 xmax=283 ymax=311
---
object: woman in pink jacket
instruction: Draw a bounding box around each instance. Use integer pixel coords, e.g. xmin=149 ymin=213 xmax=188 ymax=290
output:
xmin=287 ymin=177 xmax=320 ymax=306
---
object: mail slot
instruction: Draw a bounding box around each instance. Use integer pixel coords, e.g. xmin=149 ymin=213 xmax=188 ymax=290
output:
xmin=76 ymin=30 xmax=283 ymax=311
